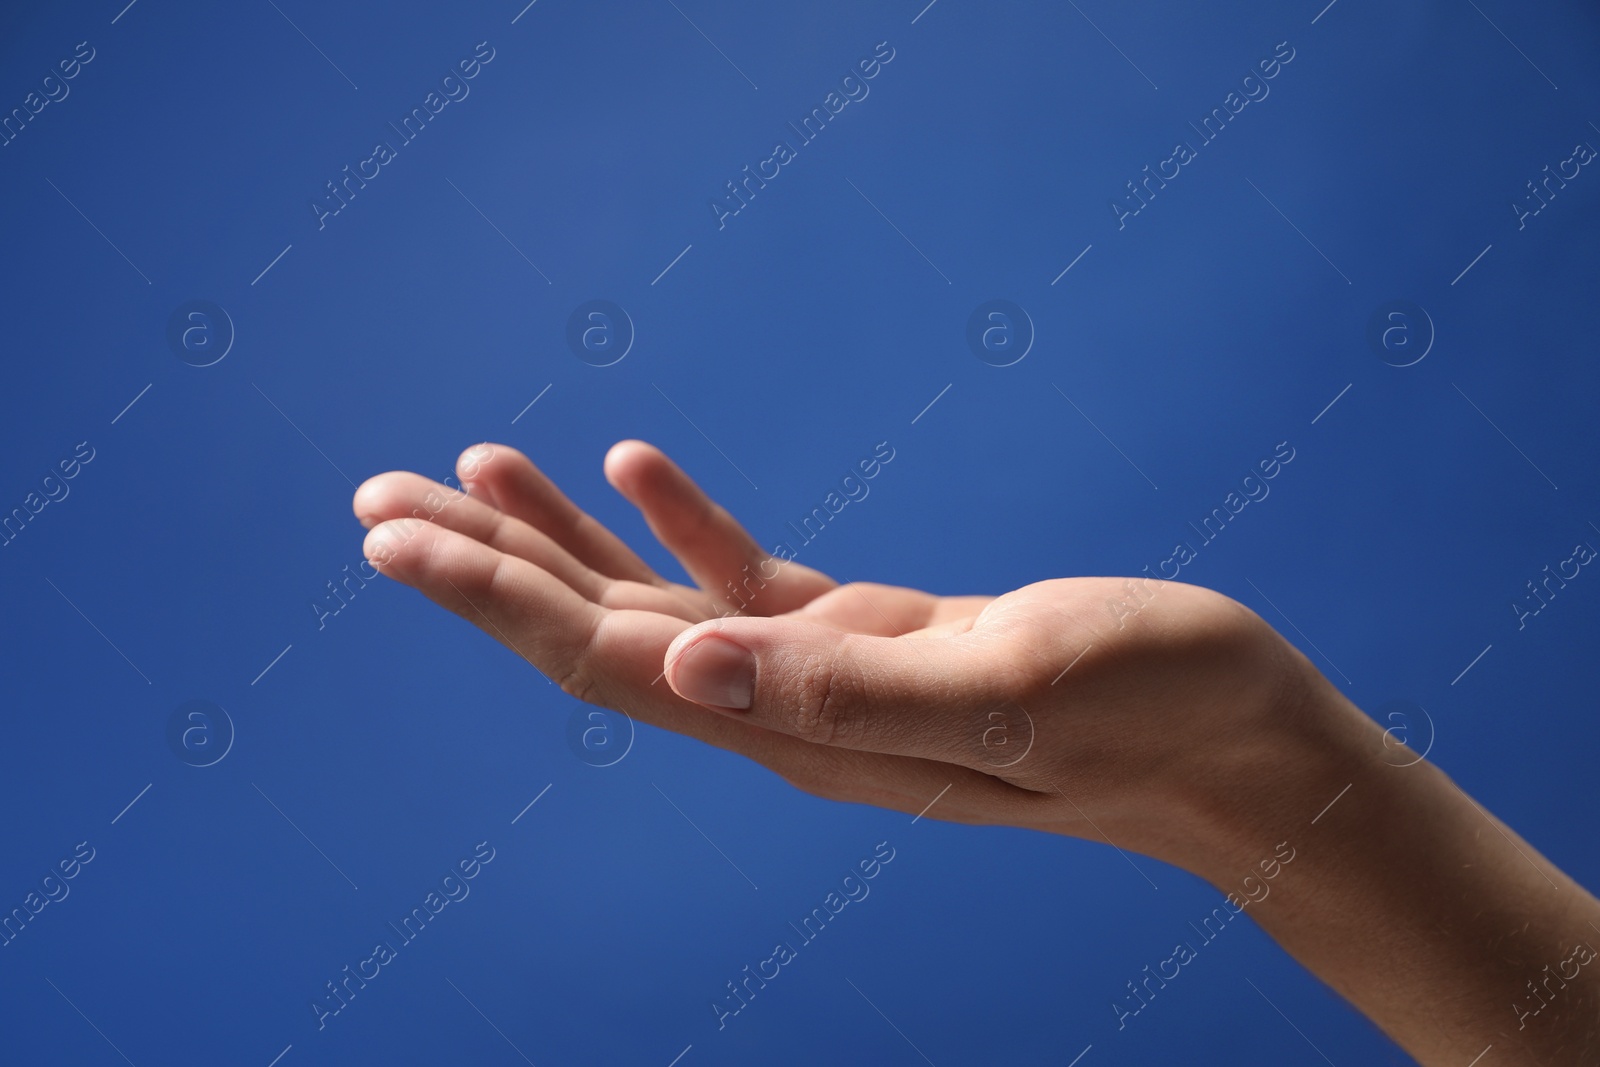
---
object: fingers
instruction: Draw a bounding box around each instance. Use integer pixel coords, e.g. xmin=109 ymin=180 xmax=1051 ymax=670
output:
xmin=354 ymin=471 xmax=606 ymax=599
xmin=360 ymin=516 xmax=747 ymax=729
xmin=662 ymin=615 xmax=1006 ymax=766
xmin=604 ymin=439 xmax=837 ymax=613
xmin=602 ymin=439 xmax=763 ymax=584
xmin=454 ymin=443 xmax=662 ymax=585
xmin=363 ymin=518 xmax=613 ymax=675
xmin=353 ymin=470 xmax=708 ymax=619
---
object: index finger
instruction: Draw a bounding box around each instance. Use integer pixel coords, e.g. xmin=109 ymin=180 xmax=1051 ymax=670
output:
xmin=455 ymin=443 xmax=662 ymax=586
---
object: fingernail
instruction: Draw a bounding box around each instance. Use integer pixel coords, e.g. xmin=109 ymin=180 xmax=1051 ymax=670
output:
xmin=669 ymin=635 xmax=756 ymax=710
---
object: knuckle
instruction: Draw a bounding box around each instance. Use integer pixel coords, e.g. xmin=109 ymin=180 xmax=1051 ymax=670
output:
xmin=790 ymin=654 xmax=850 ymax=746
xmin=553 ymin=615 xmax=608 ymax=705
xmin=593 ymin=580 xmax=633 ymax=610
xmin=555 ymin=661 xmax=599 ymax=705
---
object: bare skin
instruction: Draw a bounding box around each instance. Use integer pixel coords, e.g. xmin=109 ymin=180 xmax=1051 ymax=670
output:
xmin=354 ymin=440 xmax=1600 ymax=1065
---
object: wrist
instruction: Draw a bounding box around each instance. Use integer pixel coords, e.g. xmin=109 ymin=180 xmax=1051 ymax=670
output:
xmin=1163 ymin=625 xmax=1380 ymax=887
xmin=1160 ymin=629 xmax=1600 ymax=1064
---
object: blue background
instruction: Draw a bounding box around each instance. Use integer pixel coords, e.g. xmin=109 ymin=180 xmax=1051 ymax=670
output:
xmin=2 ymin=0 xmax=1597 ymax=1063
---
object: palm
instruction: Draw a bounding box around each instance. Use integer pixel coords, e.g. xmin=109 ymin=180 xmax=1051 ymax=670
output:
xmin=355 ymin=441 xmax=1025 ymax=824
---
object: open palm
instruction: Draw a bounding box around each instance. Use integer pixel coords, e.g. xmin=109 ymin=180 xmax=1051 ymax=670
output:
xmin=353 ymin=442 xmax=1029 ymax=814
xmin=354 ymin=440 xmax=1288 ymax=851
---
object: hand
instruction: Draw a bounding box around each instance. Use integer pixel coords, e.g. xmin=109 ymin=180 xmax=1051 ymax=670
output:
xmin=352 ymin=440 xmax=1315 ymax=875
xmin=354 ymin=440 xmax=1600 ymax=1067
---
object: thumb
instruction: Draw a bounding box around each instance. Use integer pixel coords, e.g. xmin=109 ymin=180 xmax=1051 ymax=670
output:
xmin=663 ymin=616 xmax=1005 ymax=765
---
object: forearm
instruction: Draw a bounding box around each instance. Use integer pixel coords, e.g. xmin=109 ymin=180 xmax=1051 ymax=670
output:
xmin=1201 ymin=662 xmax=1600 ymax=1065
